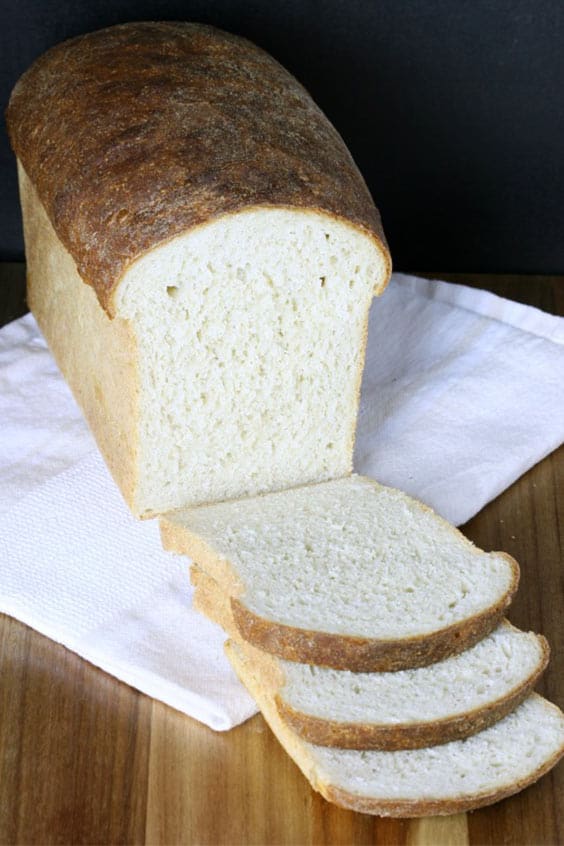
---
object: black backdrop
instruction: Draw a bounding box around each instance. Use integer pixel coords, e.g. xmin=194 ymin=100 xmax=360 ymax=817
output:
xmin=2 ymin=0 xmax=564 ymax=273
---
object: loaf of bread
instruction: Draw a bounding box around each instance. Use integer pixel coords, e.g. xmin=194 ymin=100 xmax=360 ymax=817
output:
xmin=227 ymin=642 xmax=564 ymax=817
xmin=161 ymin=475 xmax=520 ymax=671
xmin=6 ymin=22 xmax=391 ymax=518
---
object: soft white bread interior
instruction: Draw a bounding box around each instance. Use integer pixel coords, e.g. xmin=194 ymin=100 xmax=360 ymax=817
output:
xmin=227 ymin=642 xmax=564 ymax=817
xmin=20 ymin=166 xmax=387 ymax=518
xmin=161 ymin=475 xmax=520 ymax=670
xmin=116 ymin=210 xmax=386 ymax=516
xmin=192 ymin=566 xmax=549 ymax=750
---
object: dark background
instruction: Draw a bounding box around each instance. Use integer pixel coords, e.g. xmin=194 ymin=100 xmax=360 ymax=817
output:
xmin=1 ymin=0 xmax=564 ymax=273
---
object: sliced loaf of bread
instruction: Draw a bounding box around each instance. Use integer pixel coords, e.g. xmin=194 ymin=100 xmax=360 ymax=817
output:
xmin=161 ymin=475 xmax=520 ymax=671
xmin=227 ymin=642 xmax=564 ymax=817
xmin=7 ymin=23 xmax=390 ymax=518
xmin=192 ymin=565 xmax=549 ymax=750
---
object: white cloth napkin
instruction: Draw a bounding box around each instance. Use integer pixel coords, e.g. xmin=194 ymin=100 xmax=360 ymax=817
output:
xmin=0 ymin=273 xmax=562 ymax=730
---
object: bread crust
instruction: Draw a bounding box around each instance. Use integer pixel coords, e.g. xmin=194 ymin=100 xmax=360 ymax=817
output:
xmin=18 ymin=163 xmax=139 ymax=508
xmin=6 ymin=22 xmax=391 ymax=316
xmin=229 ymin=552 xmax=519 ymax=672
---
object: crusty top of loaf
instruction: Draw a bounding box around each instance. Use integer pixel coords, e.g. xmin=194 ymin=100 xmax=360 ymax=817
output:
xmin=7 ymin=21 xmax=390 ymax=315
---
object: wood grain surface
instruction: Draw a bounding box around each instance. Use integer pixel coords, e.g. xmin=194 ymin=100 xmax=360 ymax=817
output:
xmin=0 ymin=270 xmax=562 ymax=846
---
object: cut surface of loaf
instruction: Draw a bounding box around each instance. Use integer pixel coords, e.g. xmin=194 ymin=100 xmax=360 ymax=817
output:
xmin=227 ymin=643 xmax=564 ymax=817
xmin=115 ymin=210 xmax=383 ymax=516
xmin=192 ymin=566 xmax=549 ymax=749
xmin=7 ymin=23 xmax=390 ymax=518
xmin=161 ymin=475 xmax=520 ymax=671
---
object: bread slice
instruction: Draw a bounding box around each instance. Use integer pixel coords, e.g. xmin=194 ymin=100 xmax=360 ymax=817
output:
xmin=7 ymin=23 xmax=391 ymax=518
xmin=191 ymin=565 xmax=549 ymax=750
xmin=161 ymin=475 xmax=520 ymax=671
xmin=227 ymin=642 xmax=564 ymax=817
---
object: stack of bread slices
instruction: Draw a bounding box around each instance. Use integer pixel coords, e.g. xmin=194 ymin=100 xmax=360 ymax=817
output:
xmin=161 ymin=475 xmax=564 ymax=817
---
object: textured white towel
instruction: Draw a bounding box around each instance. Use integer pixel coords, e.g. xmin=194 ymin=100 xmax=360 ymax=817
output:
xmin=0 ymin=273 xmax=562 ymax=729
xmin=355 ymin=274 xmax=564 ymax=523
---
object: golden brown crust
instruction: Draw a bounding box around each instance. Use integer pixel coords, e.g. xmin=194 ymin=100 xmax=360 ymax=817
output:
xmin=18 ymin=163 xmax=140 ymax=509
xmin=230 ymin=554 xmax=519 ymax=672
xmin=190 ymin=565 xmax=235 ymax=631
xmin=6 ymin=22 xmax=390 ymax=315
xmin=275 ymin=635 xmax=549 ymax=749
xmin=161 ymin=521 xmax=246 ymax=595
